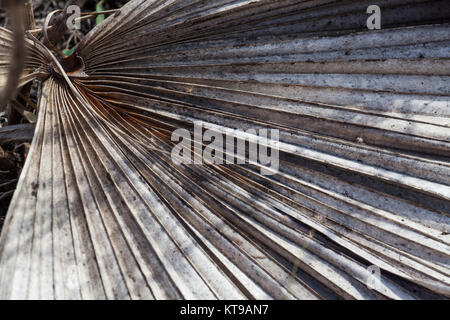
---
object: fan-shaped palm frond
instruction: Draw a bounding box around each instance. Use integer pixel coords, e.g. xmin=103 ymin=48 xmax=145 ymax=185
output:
xmin=0 ymin=0 xmax=449 ymax=299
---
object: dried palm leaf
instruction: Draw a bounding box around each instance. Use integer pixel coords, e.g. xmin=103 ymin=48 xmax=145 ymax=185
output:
xmin=0 ymin=0 xmax=449 ymax=299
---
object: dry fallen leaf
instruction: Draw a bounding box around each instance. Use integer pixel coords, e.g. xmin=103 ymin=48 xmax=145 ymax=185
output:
xmin=0 ymin=0 xmax=449 ymax=299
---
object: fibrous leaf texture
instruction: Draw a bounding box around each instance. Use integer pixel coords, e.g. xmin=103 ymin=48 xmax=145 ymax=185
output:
xmin=0 ymin=0 xmax=449 ymax=299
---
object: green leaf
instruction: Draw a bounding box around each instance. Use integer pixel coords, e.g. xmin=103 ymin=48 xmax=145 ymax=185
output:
xmin=63 ymin=44 xmax=78 ymax=57
xmin=96 ymin=0 xmax=105 ymax=26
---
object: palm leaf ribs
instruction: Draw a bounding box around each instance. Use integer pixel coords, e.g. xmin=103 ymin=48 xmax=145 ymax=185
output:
xmin=0 ymin=0 xmax=449 ymax=299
